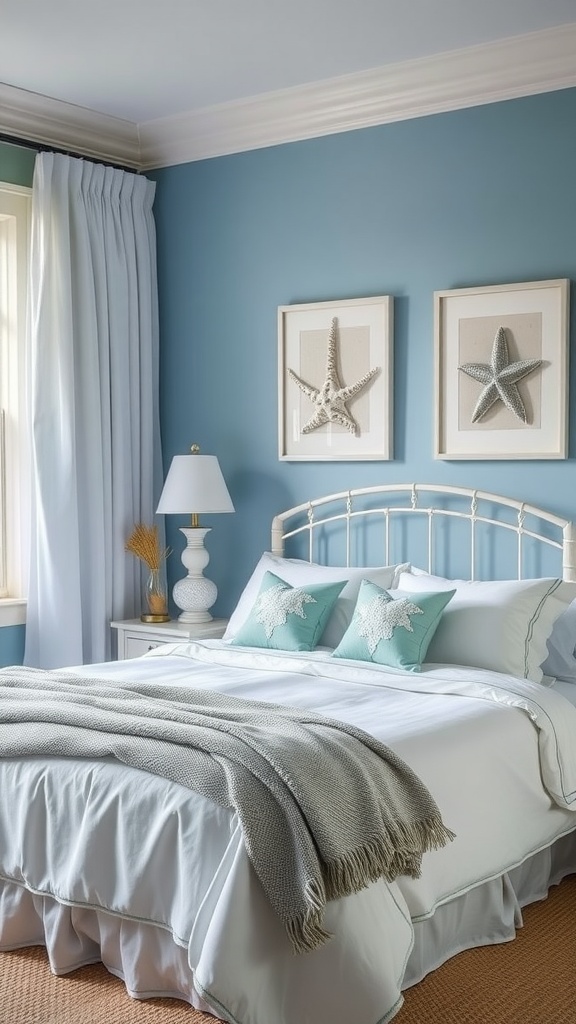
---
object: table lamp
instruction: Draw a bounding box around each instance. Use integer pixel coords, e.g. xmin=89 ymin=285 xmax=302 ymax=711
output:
xmin=156 ymin=445 xmax=235 ymax=622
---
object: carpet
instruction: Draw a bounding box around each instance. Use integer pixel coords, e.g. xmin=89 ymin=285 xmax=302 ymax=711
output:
xmin=1 ymin=875 xmax=575 ymax=1024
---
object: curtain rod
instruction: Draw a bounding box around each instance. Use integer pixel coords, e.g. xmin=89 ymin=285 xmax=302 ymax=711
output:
xmin=0 ymin=130 xmax=140 ymax=174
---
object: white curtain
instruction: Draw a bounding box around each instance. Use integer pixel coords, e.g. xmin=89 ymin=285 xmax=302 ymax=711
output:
xmin=24 ymin=152 xmax=162 ymax=668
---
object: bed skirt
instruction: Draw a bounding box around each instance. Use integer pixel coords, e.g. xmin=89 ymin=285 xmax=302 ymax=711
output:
xmin=1 ymin=829 xmax=575 ymax=1021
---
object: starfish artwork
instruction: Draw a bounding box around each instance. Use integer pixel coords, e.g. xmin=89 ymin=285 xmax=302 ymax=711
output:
xmin=255 ymin=583 xmax=316 ymax=638
xmin=458 ymin=326 xmax=542 ymax=424
xmin=356 ymin=594 xmax=424 ymax=655
xmin=288 ymin=317 xmax=380 ymax=435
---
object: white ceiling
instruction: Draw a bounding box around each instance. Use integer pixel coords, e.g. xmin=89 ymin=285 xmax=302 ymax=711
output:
xmin=2 ymin=0 xmax=576 ymax=168
xmin=2 ymin=0 xmax=576 ymax=122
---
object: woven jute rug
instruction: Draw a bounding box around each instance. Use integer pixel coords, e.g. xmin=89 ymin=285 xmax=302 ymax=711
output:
xmin=1 ymin=875 xmax=575 ymax=1024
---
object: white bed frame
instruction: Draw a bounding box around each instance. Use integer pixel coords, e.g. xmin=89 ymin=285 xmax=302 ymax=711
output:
xmin=272 ymin=483 xmax=576 ymax=998
xmin=272 ymin=483 xmax=576 ymax=581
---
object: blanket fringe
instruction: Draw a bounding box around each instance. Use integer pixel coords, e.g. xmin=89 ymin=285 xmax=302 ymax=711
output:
xmin=285 ymin=818 xmax=456 ymax=954
xmin=323 ymin=816 xmax=456 ymax=901
xmin=286 ymin=879 xmax=332 ymax=955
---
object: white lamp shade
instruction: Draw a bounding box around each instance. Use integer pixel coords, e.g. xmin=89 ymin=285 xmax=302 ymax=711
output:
xmin=156 ymin=454 xmax=234 ymax=514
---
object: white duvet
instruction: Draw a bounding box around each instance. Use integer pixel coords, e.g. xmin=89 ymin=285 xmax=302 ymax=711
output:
xmin=1 ymin=640 xmax=576 ymax=1024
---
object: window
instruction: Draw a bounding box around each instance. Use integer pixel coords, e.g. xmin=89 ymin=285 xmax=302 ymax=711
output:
xmin=0 ymin=182 xmax=30 ymax=623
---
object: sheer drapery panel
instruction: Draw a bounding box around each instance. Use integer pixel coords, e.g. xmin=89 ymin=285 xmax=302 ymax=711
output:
xmin=25 ymin=153 xmax=162 ymax=667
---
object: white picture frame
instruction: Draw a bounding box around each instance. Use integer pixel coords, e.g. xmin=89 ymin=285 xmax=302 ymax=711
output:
xmin=434 ymin=279 xmax=570 ymax=460
xmin=278 ymin=296 xmax=393 ymax=461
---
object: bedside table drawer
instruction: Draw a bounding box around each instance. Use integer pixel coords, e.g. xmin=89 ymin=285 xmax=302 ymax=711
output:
xmin=124 ymin=636 xmax=170 ymax=659
xmin=111 ymin=618 xmax=229 ymax=660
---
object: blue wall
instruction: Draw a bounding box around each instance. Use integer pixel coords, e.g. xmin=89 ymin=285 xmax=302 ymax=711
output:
xmin=2 ymin=88 xmax=576 ymax=647
xmin=0 ymin=141 xmax=35 ymax=187
xmin=0 ymin=626 xmax=25 ymax=666
xmin=152 ymin=88 xmax=576 ymax=617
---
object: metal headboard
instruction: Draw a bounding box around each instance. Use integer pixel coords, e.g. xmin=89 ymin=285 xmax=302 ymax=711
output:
xmin=271 ymin=484 xmax=576 ymax=582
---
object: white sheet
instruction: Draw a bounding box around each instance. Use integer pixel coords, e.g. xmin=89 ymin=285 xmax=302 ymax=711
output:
xmin=1 ymin=641 xmax=575 ymax=1024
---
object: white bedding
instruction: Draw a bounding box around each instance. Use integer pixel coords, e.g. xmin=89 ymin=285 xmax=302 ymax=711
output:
xmin=1 ymin=640 xmax=576 ymax=1024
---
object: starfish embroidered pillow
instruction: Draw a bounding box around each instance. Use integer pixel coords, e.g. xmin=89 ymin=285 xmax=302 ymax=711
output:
xmin=332 ymin=580 xmax=455 ymax=672
xmin=223 ymin=552 xmax=410 ymax=647
xmin=231 ymin=571 xmax=346 ymax=652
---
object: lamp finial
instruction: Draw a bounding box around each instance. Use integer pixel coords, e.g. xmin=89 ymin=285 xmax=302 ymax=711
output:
xmin=190 ymin=444 xmax=200 ymax=454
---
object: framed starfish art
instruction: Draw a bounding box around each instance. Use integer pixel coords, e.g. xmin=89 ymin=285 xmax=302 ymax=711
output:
xmin=278 ymin=295 xmax=393 ymax=461
xmin=434 ymin=279 xmax=569 ymax=460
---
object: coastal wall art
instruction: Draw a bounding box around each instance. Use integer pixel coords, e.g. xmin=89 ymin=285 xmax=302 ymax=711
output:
xmin=278 ymin=295 xmax=393 ymax=461
xmin=434 ymin=279 xmax=569 ymax=460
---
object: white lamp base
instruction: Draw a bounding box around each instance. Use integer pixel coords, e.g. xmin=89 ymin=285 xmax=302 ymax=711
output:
xmin=173 ymin=527 xmax=217 ymax=624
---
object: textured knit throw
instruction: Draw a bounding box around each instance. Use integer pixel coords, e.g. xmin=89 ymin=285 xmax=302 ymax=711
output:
xmin=0 ymin=666 xmax=455 ymax=953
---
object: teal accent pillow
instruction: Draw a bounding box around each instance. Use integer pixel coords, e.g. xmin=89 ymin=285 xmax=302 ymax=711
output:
xmin=231 ymin=571 xmax=346 ymax=652
xmin=332 ymin=580 xmax=455 ymax=671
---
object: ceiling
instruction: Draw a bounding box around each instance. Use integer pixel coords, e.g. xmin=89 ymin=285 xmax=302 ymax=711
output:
xmin=2 ymin=0 xmax=576 ymax=169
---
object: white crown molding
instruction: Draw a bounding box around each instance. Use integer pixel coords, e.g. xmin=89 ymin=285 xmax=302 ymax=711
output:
xmin=0 ymin=82 xmax=141 ymax=169
xmin=139 ymin=23 xmax=576 ymax=169
xmin=1 ymin=24 xmax=575 ymax=172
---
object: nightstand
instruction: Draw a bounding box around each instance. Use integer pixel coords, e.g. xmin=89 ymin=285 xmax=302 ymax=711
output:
xmin=111 ymin=618 xmax=228 ymax=660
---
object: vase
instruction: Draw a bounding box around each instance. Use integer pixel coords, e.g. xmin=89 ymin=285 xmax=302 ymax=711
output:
xmin=141 ymin=568 xmax=170 ymax=622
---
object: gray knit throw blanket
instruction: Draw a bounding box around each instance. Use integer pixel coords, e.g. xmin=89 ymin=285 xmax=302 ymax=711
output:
xmin=0 ymin=666 xmax=455 ymax=953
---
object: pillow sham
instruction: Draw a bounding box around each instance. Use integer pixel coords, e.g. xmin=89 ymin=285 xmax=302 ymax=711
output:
xmin=396 ymin=570 xmax=576 ymax=684
xmin=405 ymin=568 xmax=576 ymax=683
xmin=224 ymin=552 xmax=410 ymax=648
xmin=332 ymin=580 xmax=455 ymax=671
xmin=231 ymin=571 xmax=346 ymax=652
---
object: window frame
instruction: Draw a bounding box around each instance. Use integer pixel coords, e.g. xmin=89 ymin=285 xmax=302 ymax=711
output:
xmin=0 ymin=181 xmax=31 ymax=625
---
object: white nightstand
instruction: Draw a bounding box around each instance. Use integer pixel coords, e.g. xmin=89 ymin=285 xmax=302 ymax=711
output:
xmin=111 ymin=618 xmax=228 ymax=660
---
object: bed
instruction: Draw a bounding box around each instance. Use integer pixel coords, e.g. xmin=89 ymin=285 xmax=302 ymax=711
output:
xmin=1 ymin=483 xmax=576 ymax=1024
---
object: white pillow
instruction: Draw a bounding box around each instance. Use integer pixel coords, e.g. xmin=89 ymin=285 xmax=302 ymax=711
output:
xmin=225 ymin=553 xmax=410 ymax=649
xmin=396 ymin=570 xmax=576 ymax=684
xmin=406 ymin=568 xmax=576 ymax=682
